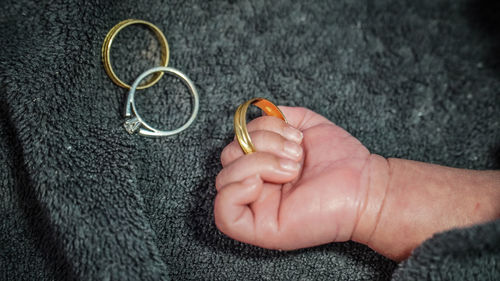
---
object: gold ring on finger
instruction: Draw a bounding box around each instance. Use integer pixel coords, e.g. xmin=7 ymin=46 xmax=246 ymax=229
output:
xmin=233 ymin=98 xmax=287 ymax=154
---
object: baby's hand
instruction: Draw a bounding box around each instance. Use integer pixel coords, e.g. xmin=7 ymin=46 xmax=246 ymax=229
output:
xmin=215 ymin=106 xmax=372 ymax=250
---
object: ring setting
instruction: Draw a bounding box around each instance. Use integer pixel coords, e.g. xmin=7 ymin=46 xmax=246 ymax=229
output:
xmin=124 ymin=66 xmax=199 ymax=137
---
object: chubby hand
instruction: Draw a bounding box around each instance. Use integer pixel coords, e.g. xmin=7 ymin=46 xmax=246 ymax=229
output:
xmin=214 ymin=106 xmax=372 ymax=250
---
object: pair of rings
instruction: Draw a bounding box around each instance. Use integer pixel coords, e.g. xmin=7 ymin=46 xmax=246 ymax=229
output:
xmin=103 ymin=21 xmax=286 ymax=152
xmin=102 ymin=19 xmax=199 ymax=137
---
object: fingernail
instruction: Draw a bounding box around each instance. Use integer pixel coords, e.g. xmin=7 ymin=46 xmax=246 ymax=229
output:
xmin=283 ymin=126 xmax=303 ymax=143
xmin=283 ymin=140 xmax=302 ymax=159
xmin=279 ymin=158 xmax=301 ymax=171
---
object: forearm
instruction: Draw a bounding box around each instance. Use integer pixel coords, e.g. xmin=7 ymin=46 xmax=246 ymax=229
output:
xmin=353 ymin=155 xmax=500 ymax=261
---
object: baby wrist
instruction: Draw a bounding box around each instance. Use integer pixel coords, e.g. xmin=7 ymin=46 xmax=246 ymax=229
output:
xmin=351 ymin=154 xmax=390 ymax=247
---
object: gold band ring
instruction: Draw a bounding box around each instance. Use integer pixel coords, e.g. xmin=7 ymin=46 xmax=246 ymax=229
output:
xmin=102 ymin=19 xmax=170 ymax=89
xmin=234 ymin=98 xmax=287 ymax=154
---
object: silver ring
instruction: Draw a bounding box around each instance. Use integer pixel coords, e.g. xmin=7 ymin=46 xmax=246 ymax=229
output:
xmin=124 ymin=66 xmax=199 ymax=137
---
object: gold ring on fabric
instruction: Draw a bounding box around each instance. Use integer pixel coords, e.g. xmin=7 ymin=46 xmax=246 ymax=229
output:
xmin=234 ymin=98 xmax=287 ymax=154
xmin=102 ymin=19 xmax=170 ymax=89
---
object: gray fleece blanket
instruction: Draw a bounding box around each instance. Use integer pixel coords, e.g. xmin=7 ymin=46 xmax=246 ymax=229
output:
xmin=1 ymin=0 xmax=499 ymax=280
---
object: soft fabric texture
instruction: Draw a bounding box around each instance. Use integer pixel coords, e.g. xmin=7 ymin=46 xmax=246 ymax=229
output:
xmin=0 ymin=0 xmax=498 ymax=280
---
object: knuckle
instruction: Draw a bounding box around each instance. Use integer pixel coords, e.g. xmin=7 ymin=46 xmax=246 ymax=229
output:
xmin=215 ymin=171 xmax=225 ymax=190
xmin=213 ymin=208 xmax=227 ymax=230
xmin=249 ymin=130 xmax=282 ymax=148
xmin=221 ymin=142 xmax=242 ymax=166
xmin=249 ymin=131 xmax=266 ymax=146
xmin=250 ymin=151 xmax=279 ymax=169
xmin=220 ymin=143 xmax=232 ymax=161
